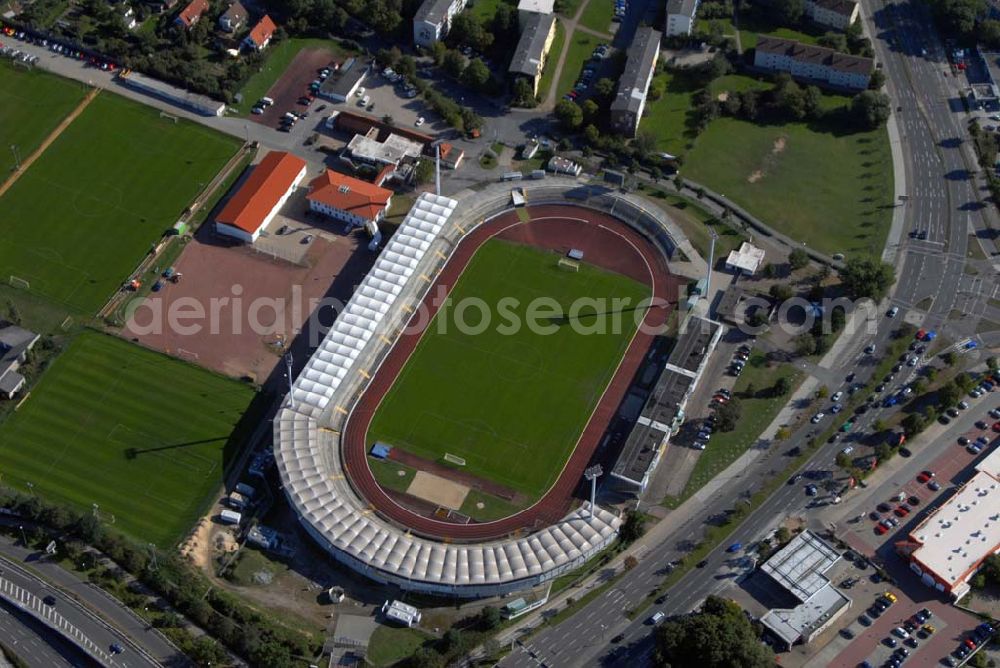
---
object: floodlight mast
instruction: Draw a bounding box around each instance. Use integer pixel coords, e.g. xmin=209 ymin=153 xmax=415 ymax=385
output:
xmin=583 ymin=465 xmax=603 ymax=519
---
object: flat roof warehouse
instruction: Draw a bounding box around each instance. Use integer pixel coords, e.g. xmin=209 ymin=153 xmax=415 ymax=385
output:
xmin=899 ymin=446 xmax=1000 ymax=599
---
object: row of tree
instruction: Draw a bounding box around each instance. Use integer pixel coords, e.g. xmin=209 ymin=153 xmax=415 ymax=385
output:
xmin=0 ymin=489 xmax=317 ymax=667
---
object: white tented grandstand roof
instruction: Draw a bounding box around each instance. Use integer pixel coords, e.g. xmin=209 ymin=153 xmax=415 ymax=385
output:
xmin=289 ymin=193 xmax=457 ymax=418
xmin=274 ymin=192 xmax=621 ymax=591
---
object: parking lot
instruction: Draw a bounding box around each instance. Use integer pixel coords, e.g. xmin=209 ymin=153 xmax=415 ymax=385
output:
xmin=331 ymin=71 xmax=441 ymax=133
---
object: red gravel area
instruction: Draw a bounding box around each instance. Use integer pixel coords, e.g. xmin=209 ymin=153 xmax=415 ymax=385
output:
xmin=342 ymin=205 xmax=679 ymax=541
xmin=124 ymin=229 xmax=372 ymax=381
xmin=249 ymin=47 xmax=336 ymax=127
xmin=386 ymin=449 xmax=522 ymax=502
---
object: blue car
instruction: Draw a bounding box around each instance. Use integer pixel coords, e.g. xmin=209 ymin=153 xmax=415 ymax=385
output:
xmin=726 ymin=542 xmax=742 ymax=553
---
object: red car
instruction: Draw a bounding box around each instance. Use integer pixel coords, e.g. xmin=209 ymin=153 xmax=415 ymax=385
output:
xmin=965 ymin=638 xmax=977 ymax=649
xmin=894 ymin=505 xmax=911 ymax=517
xmin=875 ymin=524 xmax=889 ymax=535
xmin=917 ymin=470 xmax=935 ymax=483
xmin=916 ymin=329 xmax=926 ymax=340
xmin=993 ymin=422 xmax=1000 ymax=433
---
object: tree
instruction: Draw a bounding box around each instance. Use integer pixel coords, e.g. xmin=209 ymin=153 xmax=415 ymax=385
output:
xmin=431 ymin=41 xmax=448 ymax=65
xmin=582 ymin=98 xmax=600 ymax=122
xmin=817 ymin=31 xmax=847 ymax=52
xmin=868 ymin=68 xmax=886 ymax=90
xmin=875 ymin=442 xmax=892 ymax=462
xmin=794 ymin=333 xmax=817 ymax=356
xmin=620 ymin=510 xmax=645 ymax=543
xmin=441 ymin=628 xmax=465 ymax=653
xmin=942 ymin=351 xmax=957 ymax=367
xmin=838 ymin=256 xmax=895 ymax=299
xmin=376 ymin=46 xmax=402 ymax=68
xmin=396 ymin=55 xmax=417 ymax=79
xmin=414 ymin=160 xmax=435 ymax=185
xmin=461 ymin=58 xmax=490 ymax=90
xmin=902 ymin=413 xmax=926 ymax=436
xmin=584 ymin=123 xmax=601 ymax=146
xmin=511 ymin=77 xmax=536 ymax=107
xmin=851 ymin=90 xmax=891 ymax=130
xmin=624 ymin=555 xmax=639 ymax=570
xmin=774 ymin=79 xmax=806 ymax=119
xmin=594 ymin=77 xmax=616 ymax=99
xmin=479 ymin=606 xmax=501 ymax=630
xmin=715 ymin=397 xmax=742 ymax=431
xmin=769 ymin=283 xmax=794 ymax=301
xmin=836 ymin=452 xmax=851 ymax=469
xmin=773 ymin=376 xmax=792 ymax=397
xmin=443 ymin=49 xmax=466 ymax=78
xmin=776 ymin=527 xmax=792 ymax=544
xmin=766 ymin=0 xmax=803 ymax=22
xmin=654 ymin=596 xmax=775 ymax=668
xmin=930 ymin=0 xmax=985 ymax=37
xmin=873 ymin=419 xmax=887 ymax=432
xmin=802 ymin=85 xmax=822 ymax=119
xmin=555 ymin=99 xmax=584 ymax=130
xmin=988 ymin=356 xmax=998 ymax=371
xmin=634 ymin=130 xmax=657 ymax=159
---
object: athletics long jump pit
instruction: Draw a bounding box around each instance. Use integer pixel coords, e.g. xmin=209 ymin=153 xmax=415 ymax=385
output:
xmin=343 ymin=203 xmax=680 ymax=541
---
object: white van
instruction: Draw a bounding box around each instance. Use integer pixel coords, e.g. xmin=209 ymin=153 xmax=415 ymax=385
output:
xmin=261 ymin=96 xmax=274 ymax=106
xmin=359 ymin=95 xmax=370 ymax=107
xmin=220 ymin=509 xmax=242 ymax=525
xmin=649 ymin=611 xmax=665 ymax=625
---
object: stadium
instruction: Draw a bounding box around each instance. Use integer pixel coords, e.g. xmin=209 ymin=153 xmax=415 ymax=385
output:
xmin=274 ymin=181 xmax=684 ymax=596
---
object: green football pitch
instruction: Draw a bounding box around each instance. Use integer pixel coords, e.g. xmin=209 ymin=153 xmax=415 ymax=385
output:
xmin=0 ymin=331 xmax=255 ymax=546
xmin=0 ymin=91 xmax=241 ymax=314
xmin=367 ymin=239 xmax=650 ymax=503
xmin=0 ymin=61 xmax=88 ymax=175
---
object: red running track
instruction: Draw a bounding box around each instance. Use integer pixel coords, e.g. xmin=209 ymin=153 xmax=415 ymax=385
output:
xmin=341 ymin=205 xmax=679 ymax=541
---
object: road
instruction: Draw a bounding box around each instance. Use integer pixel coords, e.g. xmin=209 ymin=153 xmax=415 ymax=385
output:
xmin=0 ymin=552 xmax=160 ymax=668
xmin=502 ymin=1 xmax=1000 ymax=665
xmin=0 ymin=599 xmax=90 ymax=667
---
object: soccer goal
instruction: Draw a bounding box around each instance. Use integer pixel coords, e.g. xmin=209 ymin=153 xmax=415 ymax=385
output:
xmin=60 ymin=316 xmax=74 ymax=331
xmin=159 ymin=111 xmax=179 ymax=124
xmin=443 ymin=453 xmax=466 ymax=467
xmin=557 ymin=258 xmax=580 ymax=272
xmin=8 ymin=276 xmax=30 ymax=290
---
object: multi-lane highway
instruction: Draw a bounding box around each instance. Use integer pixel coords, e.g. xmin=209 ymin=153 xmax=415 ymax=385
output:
xmin=502 ymin=1 xmax=999 ymax=665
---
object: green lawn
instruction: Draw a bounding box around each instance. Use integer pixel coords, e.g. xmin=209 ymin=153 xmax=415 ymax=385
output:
xmin=0 ymin=61 xmax=88 ymax=175
xmin=674 ymin=353 xmax=801 ymax=501
xmin=235 ymin=37 xmax=356 ymax=114
xmin=642 ymin=71 xmax=701 ymax=156
xmin=0 ymin=93 xmax=241 ymax=313
xmin=468 ymin=0 xmax=508 ymax=21
xmin=578 ymin=0 xmax=613 ymax=34
xmin=0 ymin=331 xmax=256 ymax=546
xmin=368 ymin=457 xmax=416 ymax=493
xmin=708 ymin=74 xmax=770 ymax=97
xmin=638 ymin=188 xmax=747 ymax=260
xmin=737 ymin=8 xmax=821 ymax=51
xmin=368 ymin=626 xmax=433 ymax=667
xmin=537 ymin=19 xmax=567 ymax=102
xmin=681 ymin=117 xmax=894 ymax=256
xmin=556 ymin=31 xmax=603 ymax=97
xmin=368 ymin=239 xmax=649 ymax=501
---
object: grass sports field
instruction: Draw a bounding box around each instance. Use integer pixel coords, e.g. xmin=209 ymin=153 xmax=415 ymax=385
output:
xmin=368 ymin=239 xmax=649 ymax=503
xmin=0 ymin=61 xmax=87 ymax=175
xmin=0 ymin=92 xmax=241 ymax=313
xmin=0 ymin=331 xmax=255 ymax=546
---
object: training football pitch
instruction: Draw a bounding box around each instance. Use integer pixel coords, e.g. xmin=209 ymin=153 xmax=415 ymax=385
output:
xmin=367 ymin=240 xmax=650 ymax=502
xmin=0 ymin=92 xmax=241 ymax=313
xmin=0 ymin=61 xmax=88 ymax=175
xmin=0 ymin=331 xmax=255 ymax=546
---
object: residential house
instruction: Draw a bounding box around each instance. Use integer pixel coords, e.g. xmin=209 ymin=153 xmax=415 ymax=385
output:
xmin=0 ymin=325 xmax=39 ymax=400
xmin=218 ymin=1 xmax=248 ymax=32
xmin=517 ymin=0 xmax=554 ymax=25
xmin=243 ymin=15 xmax=277 ymax=51
xmin=307 ymin=170 xmax=393 ymax=227
xmin=175 ymin=0 xmax=209 ymax=29
xmin=665 ymin=0 xmax=698 ymax=36
xmin=804 ymin=0 xmax=859 ymax=30
xmin=610 ymin=26 xmax=662 ymax=136
xmin=413 ymin=0 xmax=468 ymax=48
xmin=508 ymin=13 xmax=557 ymax=97
xmin=754 ymin=36 xmax=872 ymax=90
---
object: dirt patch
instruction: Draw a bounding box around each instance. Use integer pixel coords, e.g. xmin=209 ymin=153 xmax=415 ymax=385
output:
xmin=406 ymin=471 xmax=469 ymax=509
xmin=124 ymin=225 xmax=375 ymax=381
xmin=716 ymin=91 xmax=729 ymax=103
xmin=745 ymin=135 xmax=788 ymax=183
xmin=250 ymin=47 xmax=338 ymax=128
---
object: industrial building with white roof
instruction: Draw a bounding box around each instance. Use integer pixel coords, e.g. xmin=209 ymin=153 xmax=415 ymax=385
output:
xmin=273 ymin=192 xmax=622 ymax=596
xmin=899 ymin=446 xmax=1000 ymax=599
